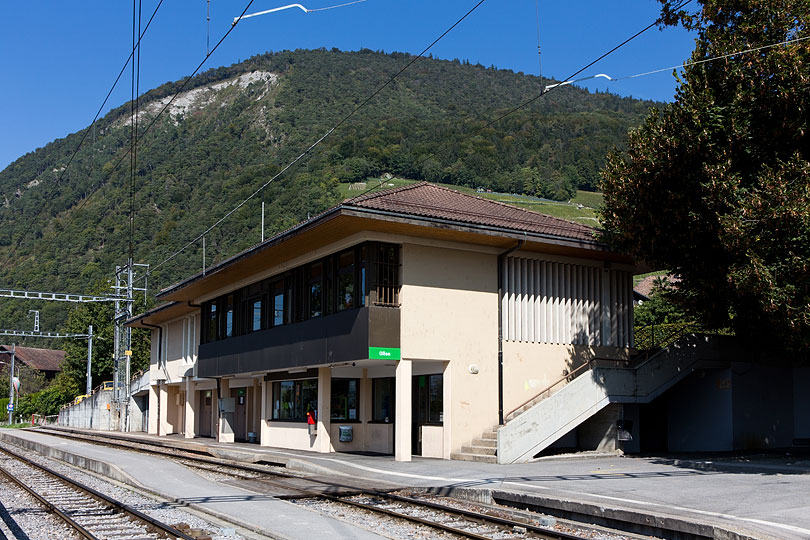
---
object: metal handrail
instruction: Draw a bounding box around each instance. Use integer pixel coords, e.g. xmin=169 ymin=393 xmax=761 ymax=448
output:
xmin=502 ymin=323 xmax=703 ymax=424
xmin=634 ymin=321 xmax=698 ymax=350
xmin=503 ymin=359 xmax=596 ymax=422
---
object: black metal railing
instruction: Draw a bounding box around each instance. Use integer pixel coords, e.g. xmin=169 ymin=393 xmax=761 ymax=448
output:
xmin=634 ymin=321 xmax=699 ymax=351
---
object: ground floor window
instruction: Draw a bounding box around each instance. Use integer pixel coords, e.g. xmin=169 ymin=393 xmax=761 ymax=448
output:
xmin=414 ymin=374 xmax=443 ymax=424
xmin=331 ymin=378 xmax=359 ymax=421
xmin=372 ymin=377 xmax=395 ymax=422
xmin=272 ymin=379 xmax=317 ymax=421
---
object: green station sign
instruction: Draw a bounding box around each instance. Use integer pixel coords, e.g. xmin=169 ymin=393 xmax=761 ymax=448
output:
xmin=369 ymin=347 xmax=401 ymax=360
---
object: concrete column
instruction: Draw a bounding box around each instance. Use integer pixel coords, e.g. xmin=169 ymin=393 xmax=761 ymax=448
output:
xmin=252 ymin=378 xmax=261 ymax=438
xmin=360 ymin=369 xmax=371 ymax=452
xmin=260 ymin=380 xmax=268 ymax=446
xmin=147 ymin=384 xmax=159 ymax=435
xmin=184 ymin=378 xmax=196 ymax=438
xmin=442 ymin=361 xmax=452 ymax=459
xmin=395 ymin=359 xmax=412 ymax=462
xmin=158 ymin=383 xmax=168 ymax=436
xmin=218 ymin=378 xmax=234 ymax=443
xmin=316 ymin=367 xmax=332 ymax=453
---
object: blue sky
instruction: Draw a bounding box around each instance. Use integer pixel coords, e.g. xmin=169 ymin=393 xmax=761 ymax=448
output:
xmin=0 ymin=1 xmax=696 ymax=171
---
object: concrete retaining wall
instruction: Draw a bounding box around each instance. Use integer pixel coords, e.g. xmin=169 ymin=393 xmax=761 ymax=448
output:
xmin=59 ymin=390 xmax=113 ymax=430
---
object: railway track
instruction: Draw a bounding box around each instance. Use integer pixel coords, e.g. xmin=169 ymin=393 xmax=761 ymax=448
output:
xmin=23 ymin=428 xmax=624 ymax=540
xmin=0 ymin=444 xmax=196 ymax=540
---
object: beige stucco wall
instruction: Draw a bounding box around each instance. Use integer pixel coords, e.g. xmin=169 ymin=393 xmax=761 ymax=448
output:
xmin=149 ymin=314 xmax=199 ymax=385
xmin=400 ymin=243 xmax=499 ymax=454
xmin=502 ymin=341 xmax=631 ymax=416
xmin=162 ymin=384 xmax=183 ymax=434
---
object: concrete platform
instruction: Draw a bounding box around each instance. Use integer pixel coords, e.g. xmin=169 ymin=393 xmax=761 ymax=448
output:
xmin=0 ymin=428 xmax=388 ymax=540
xmin=4 ymin=426 xmax=810 ymax=540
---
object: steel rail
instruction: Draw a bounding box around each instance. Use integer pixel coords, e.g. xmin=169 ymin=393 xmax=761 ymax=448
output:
xmin=36 ymin=427 xmax=582 ymax=540
xmin=0 ymin=444 xmax=195 ymax=540
xmin=0 ymin=464 xmax=98 ymax=540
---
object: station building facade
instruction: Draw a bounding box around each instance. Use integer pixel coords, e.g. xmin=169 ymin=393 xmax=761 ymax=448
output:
xmin=128 ymin=183 xmax=634 ymax=461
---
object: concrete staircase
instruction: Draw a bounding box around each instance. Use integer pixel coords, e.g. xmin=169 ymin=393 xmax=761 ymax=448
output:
xmin=450 ymin=427 xmax=498 ymax=463
xmin=451 ymin=334 xmax=733 ymax=464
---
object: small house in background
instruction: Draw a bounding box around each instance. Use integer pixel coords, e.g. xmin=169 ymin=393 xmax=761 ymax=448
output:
xmin=0 ymin=345 xmax=63 ymax=381
xmin=0 ymin=345 xmax=63 ymax=397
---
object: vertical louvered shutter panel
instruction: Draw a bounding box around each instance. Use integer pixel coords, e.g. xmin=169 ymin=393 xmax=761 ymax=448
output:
xmin=500 ymin=258 xmax=632 ymax=347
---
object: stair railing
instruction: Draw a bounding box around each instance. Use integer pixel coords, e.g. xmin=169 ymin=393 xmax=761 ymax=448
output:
xmin=503 ymin=359 xmax=600 ymax=422
xmin=502 ymin=323 xmax=703 ymax=425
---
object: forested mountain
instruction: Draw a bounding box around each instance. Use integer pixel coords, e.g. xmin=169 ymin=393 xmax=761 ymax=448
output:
xmin=0 ymin=48 xmax=657 ymax=332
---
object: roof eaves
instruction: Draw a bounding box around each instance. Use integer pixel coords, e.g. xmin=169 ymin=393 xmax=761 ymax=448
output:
xmin=340 ymin=206 xmax=608 ymax=250
xmin=156 ymin=206 xmax=344 ymax=300
xmin=126 ymin=301 xmax=183 ymax=326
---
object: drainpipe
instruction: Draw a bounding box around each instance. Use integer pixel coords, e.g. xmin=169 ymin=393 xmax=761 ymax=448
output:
xmin=498 ymin=239 xmax=524 ymax=426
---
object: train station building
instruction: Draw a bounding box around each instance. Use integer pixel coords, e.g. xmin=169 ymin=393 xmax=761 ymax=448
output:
xmin=126 ymin=182 xmax=638 ymax=462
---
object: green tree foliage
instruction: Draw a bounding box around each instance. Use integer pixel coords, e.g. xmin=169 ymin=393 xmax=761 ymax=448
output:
xmin=634 ymin=277 xmax=689 ymax=327
xmin=61 ymin=298 xmax=150 ymax=395
xmin=14 ymin=372 xmax=80 ymax=419
xmin=601 ymin=1 xmax=810 ymax=352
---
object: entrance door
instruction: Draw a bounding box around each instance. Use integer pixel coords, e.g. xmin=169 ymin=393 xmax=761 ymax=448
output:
xmin=199 ymin=390 xmax=212 ymax=437
xmin=412 ymin=374 xmax=443 ymax=456
xmin=233 ymin=387 xmax=247 ymax=441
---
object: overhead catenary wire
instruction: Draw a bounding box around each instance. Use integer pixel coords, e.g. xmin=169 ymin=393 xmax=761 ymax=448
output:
xmin=353 ymin=0 xmax=696 ymax=202
xmin=144 ymin=0 xmax=490 ymax=280
xmin=129 ymin=0 xmax=143 ymax=265
xmin=543 ymin=34 xmax=810 ymax=91
xmin=48 ymin=0 xmax=261 ymax=254
xmin=0 ymin=0 xmax=167 ymax=269
xmin=535 ymin=0 xmax=542 ymax=85
xmin=233 ymin=0 xmax=368 ymax=24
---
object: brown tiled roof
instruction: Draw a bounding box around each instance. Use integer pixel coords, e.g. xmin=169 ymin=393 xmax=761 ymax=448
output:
xmin=0 ymin=346 xmax=64 ymax=372
xmin=156 ymin=181 xmax=612 ymax=301
xmin=634 ymin=274 xmax=680 ymax=298
xmin=345 ymin=182 xmax=598 ymax=243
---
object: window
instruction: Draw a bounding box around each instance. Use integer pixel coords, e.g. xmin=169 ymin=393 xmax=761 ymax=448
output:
xmin=414 ymin=374 xmax=443 ymax=424
xmin=372 ymin=377 xmax=395 ymax=422
xmin=358 ymin=245 xmax=366 ymax=307
xmin=428 ymin=374 xmax=443 ymax=423
xmin=309 ymin=262 xmax=323 ymax=318
xmin=337 ymin=250 xmax=355 ymax=311
xmin=224 ymin=294 xmax=235 ymax=338
xmin=373 ymin=243 xmax=400 ymax=306
xmin=331 ymin=379 xmax=359 ymax=421
xmin=250 ymin=298 xmax=262 ymax=332
xmin=324 ymin=257 xmax=335 ymax=315
xmin=272 ymin=379 xmax=318 ymax=421
xmin=272 ymin=280 xmax=285 ymax=327
xmin=199 ymin=242 xmax=397 ymax=344
xmin=205 ymin=302 xmax=217 ymax=343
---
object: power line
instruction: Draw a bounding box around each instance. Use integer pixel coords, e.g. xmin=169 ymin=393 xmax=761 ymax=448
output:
xmin=545 ymin=34 xmax=810 ymax=91
xmin=130 ymin=0 xmax=143 ymax=266
xmin=234 ymin=0 xmax=368 ymax=24
xmin=144 ymin=0 xmax=491 ymax=280
xmin=0 ymin=0 xmax=167 ymax=269
xmin=18 ymin=0 xmax=262 ymax=282
xmin=354 ymin=0 xmax=696 ymax=202
xmin=66 ymin=0 xmax=260 ymax=224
